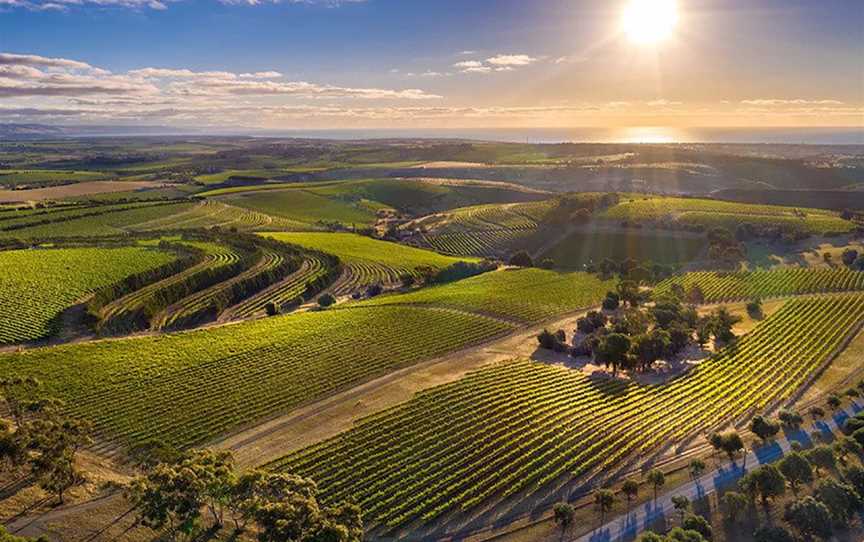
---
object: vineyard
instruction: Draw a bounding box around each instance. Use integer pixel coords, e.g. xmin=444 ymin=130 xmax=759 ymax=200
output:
xmin=655 ymin=267 xmax=864 ymax=302
xmin=220 ymin=188 xmax=378 ymax=229
xmin=600 ymin=196 xmax=854 ymax=235
xmin=361 ymin=268 xmax=614 ymax=323
xmin=261 ymin=232 xmax=469 ymax=295
xmin=272 ymin=293 xmax=864 ymax=530
xmin=410 ymin=200 xmax=557 ymax=258
xmin=0 ymin=246 xmax=176 ymax=344
xmin=0 ymin=305 xmax=514 ymax=449
xmin=131 ymin=200 xmax=309 ymax=232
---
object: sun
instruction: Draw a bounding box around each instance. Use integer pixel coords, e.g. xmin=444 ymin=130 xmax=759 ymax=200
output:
xmin=621 ymin=0 xmax=679 ymax=44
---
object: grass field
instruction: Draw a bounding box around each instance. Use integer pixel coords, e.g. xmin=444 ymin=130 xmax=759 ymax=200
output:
xmin=600 ymin=196 xmax=854 ymax=235
xmin=261 ymin=232 xmax=471 ymax=293
xmin=0 ymin=246 xmax=176 ymax=344
xmin=655 ymin=267 xmax=864 ymax=302
xmin=540 ymin=228 xmax=705 ymax=267
xmin=273 ymin=293 xmax=864 ymax=529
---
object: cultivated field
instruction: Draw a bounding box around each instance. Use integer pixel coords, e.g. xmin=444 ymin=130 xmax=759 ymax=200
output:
xmin=0 ymin=246 xmax=176 ymax=344
xmin=273 ymin=293 xmax=864 ymax=530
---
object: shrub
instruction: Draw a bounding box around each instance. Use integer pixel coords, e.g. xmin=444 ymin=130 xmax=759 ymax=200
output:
xmin=318 ymin=293 xmax=336 ymax=308
xmin=508 ymin=251 xmax=533 ymax=268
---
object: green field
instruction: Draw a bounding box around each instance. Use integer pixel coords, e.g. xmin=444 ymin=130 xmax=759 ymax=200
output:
xmin=0 ymin=169 xmax=111 ymax=187
xmin=261 ymin=232 xmax=471 ymax=293
xmin=540 ymin=228 xmax=705 ymax=267
xmin=273 ymin=293 xmax=864 ymax=528
xmin=600 ymin=196 xmax=854 ymax=235
xmin=220 ymin=189 xmax=377 ymax=228
xmin=0 ymin=246 xmax=176 ymax=344
xmin=360 ymin=268 xmax=614 ymax=322
xmin=655 ymin=267 xmax=864 ymax=302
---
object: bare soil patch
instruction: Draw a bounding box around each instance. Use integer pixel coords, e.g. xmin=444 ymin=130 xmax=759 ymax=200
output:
xmin=0 ymin=180 xmax=167 ymax=202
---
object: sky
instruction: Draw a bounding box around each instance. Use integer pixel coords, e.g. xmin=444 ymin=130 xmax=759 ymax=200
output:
xmin=0 ymin=0 xmax=862 ymax=130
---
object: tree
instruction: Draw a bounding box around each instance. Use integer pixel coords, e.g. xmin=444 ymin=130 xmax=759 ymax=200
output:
xmin=777 ymin=409 xmax=803 ymax=430
xmin=317 ymin=293 xmax=336 ymax=308
xmin=826 ymin=393 xmax=841 ymax=411
xmin=739 ymin=464 xmax=786 ymax=508
xmin=671 ymin=495 xmax=690 ymax=522
xmin=686 ymin=285 xmax=705 ymax=305
xmin=264 ymin=302 xmax=280 ymax=317
xmin=809 ymin=405 xmax=825 ymax=420
xmin=746 ymin=298 xmax=763 ymax=319
xmin=632 ymin=331 xmax=670 ymax=371
xmin=594 ymin=333 xmax=632 ymax=375
xmin=552 ymin=502 xmax=575 ymax=541
xmin=688 ymin=459 xmax=706 ymax=483
xmin=646 ymin=469 xmax=665 ymax=500
xmin=509 ymin=251 xmax=533 ymax=268
xmin=784 ymin=496 xmax=833 ymax=540
xmin=622 ymin=479 xmax=639 ymax=508
xmin=833 ymin=435 xmax=861 ymax=466
xmin=681 ymin=514 xmax=712 ymax=540
xmin=813 ymin=478 xmax=862 ymax=523
xmin=804 ymin=445 xmax=836 ymax=474
xmin=843 ymin=464 xmax=864 ymax=497
xmin=24 ymin=414 xmax=92 ymax=504
xmin=594 ymin=489 xmax=615 ymax=523
xmin=616 ymin=280 xmax=641 ymax=307
xmin=750 ymin=415 xmax=780 ymax=442
xmin=721 ymin=491 xmax=748 ymax=523
xmin=753 ymin=525 xmax=794 ymax=542
xmin=0 ymin=376 xmax=42 ymax=427
xmin=602 ymin=291 xmax=620 ymax=311
xmin=842 ymin=248 xmax=859 ymax=266
xmin=399 ymin=273 xmax=416 ymax=288
xmin=778 ymin=452 xmax=813 ymax=495
xmin=714 ymin=431 xmax=744 ymax=464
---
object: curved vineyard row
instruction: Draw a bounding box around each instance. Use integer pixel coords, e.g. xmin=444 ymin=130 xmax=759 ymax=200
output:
xmin=0 ymin=305 xmax=516 ymax=450
xmin=261 ymin=232 xmax=468 ymax=296
xmin=132 ymin=200 xmax=309 ymax=232
xmin=655 ymin=267 xmax=864 ymax=302
xmin=0 ymin=246 xmax=176 ymax=344
xmin=95 ymin=241 xmax=243 ymax=334
xmin=272 ymin=293 xmax=864 ymax=529
xmin=150 ymin=249 xmax=296 ymax=331
xmin=600 ymin=196 xmax=854 ymax=235
xmin=219 ymin=253 xmax=335 ymax=320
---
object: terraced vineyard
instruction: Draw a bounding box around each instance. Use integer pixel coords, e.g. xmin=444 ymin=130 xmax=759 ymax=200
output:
xmin=655 ymin=267 xmax=864 ymax=302
xmin=220 ymin=253 xmax=336 ymax=320
xmin=273 ymin=293 xmax=864 ymax=529
xmin=93 ymin=241 xmax=244 ymax=334
xmin=412 ymin=200 xmax=556 ymax=258
xmin=361 ymin=268 xmax=614 ymax=323
xmin=219 ymin=188 xmax=378 ymax=229
xmin=0 ymin=246 xmax=176 ymax=344
xmin=262 ymin=232 xmax=469 ymax=295
xmin=600 ymin=196 xmax=854 ymax=235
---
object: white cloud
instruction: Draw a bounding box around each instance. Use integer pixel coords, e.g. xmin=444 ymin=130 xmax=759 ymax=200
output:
xmin=462 ymin=66 xmax=492 ymax=74
xmin=740 ymin=98 xmax=845 ymax=106
xmin=453 ymin=60 xmax=483 ymax=69
xmin=486 ymin=54 xmax=537 ymax=67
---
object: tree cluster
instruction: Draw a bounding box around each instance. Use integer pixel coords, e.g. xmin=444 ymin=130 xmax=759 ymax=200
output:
xmin=0 ymin=377 xmax=92 ymax=504
xmin=126 ymin=448 xmax=362 ymax=542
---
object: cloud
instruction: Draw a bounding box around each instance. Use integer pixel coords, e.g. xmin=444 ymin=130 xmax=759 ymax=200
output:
xmin=462 ymin=66 xmax=492 ymax=74
xmin=453 ymin=60 xmax=483 ymax=69
xmin=740 ymin=98 xmax=845 ymax=106
xmin=486 ymin=54 xmax=537 ymax=67
xmin=0 ymin=53 xmax=94 ymax=70
xmin=0 ymin=0 xmax=361 ymax=9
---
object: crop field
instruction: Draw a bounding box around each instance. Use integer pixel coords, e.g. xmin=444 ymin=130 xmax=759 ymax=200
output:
xmin=0 ymin=201 xmax=196 ymax=239
xmin=220 ymin=189 xmax=378 ymax=228
xmin=655 ymin=267 xmax=864 ymax=302
xmin=361 ymin=268 xmax=614 ymax=323
xmin=540 ymin=228 xmax=705 ymax=267
xmin=0 ymin=305 xmax=515 ymax=449
xmin=413 ymin=200 xmax=557 ymax=257
xmin=600 ymin=196 xmax=854 ymax=235
xmin=273 ymin=293 xmax=864 ymax=529
xmin=0 ymin=246 xmax=176 ymax=344
xmin=0 ymin=169 xmax=110 ymax=187
xmin=261 ymin=232 xmax=470 ymax=294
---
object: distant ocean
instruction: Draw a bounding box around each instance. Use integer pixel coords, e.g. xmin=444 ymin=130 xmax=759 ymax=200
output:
xmin=255 ymin=127 xmax=864 ymax=145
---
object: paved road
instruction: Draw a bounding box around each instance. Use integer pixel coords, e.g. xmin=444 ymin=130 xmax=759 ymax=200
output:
xmin=573 ymin=403 xmax=861 ymax=542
